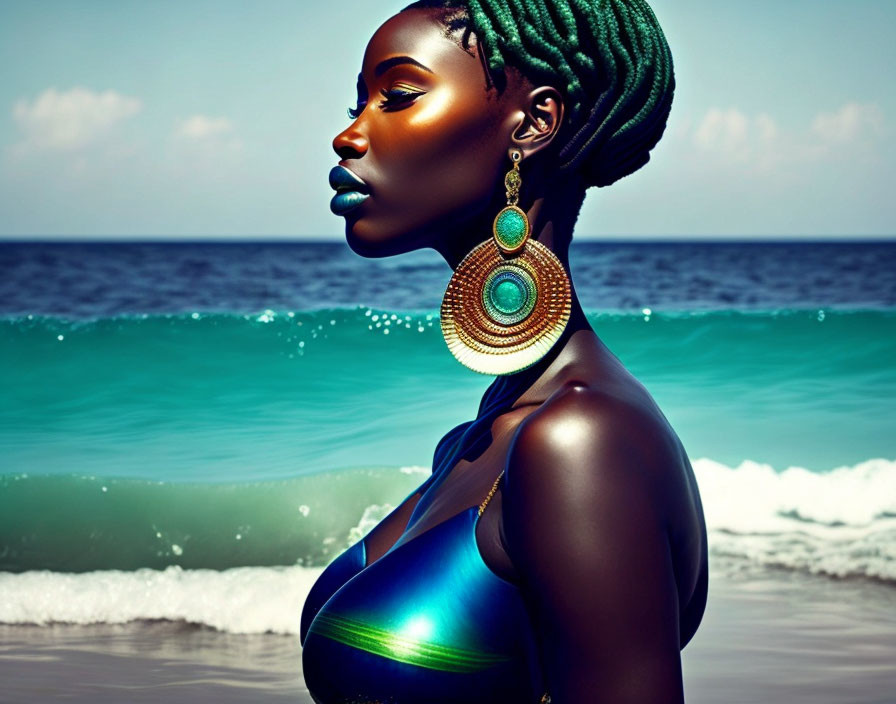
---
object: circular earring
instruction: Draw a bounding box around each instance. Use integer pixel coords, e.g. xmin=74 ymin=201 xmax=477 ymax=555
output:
xmin=440 ymin=149 xmax=572 ymax=376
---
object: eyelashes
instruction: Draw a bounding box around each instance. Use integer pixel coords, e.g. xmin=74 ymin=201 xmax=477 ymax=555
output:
xmin=347 ymin=87 xmax=425 ymax=120
xmin=346 ymin=101 xmax=365 ymax=120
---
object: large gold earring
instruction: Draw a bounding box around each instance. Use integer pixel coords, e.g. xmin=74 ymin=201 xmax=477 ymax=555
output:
xmin=440 ymin=149 xmax=572 ymax=376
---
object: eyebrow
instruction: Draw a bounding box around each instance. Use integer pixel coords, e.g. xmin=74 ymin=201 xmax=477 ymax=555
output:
xmin=355 ymin=56 xmax=433 ymax=96
xmin=374 ymin=55 xmax=433 ymax=77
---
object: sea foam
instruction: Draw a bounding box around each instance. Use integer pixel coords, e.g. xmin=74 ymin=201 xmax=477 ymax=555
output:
xmin=0 ymin=565 xmax=322 ymax=635
xmin=695 ymin=457 xmax=896 ymax=581
xmin=1 ymin=458 xmax=894 ymax=633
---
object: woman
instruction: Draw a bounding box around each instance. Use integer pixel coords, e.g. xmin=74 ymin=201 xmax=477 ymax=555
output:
xmin=301 ymin=1 xmax=707 ymax=702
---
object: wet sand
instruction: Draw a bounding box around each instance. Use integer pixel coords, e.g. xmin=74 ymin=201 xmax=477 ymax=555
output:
xmin=681 ymin=566 xmax=896 ymax=704
xmin=2 ymin=567 xmax=894 ymax=703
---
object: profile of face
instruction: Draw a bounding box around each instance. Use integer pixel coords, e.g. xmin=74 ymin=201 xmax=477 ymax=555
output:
xmin=331 ymin=9 xmax=559 ymax=260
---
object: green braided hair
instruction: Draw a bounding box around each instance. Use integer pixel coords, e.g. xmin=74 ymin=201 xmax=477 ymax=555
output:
xmin=401 ymin=0 xmax=674 ymax=189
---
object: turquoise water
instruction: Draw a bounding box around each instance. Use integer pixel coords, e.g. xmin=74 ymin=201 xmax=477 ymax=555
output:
xmin=1 ymin=306 xmax=895 ymax=578
xmin=2 ymin=307 xmax=892 ymax=481
xmin=1 ymin=241 xmax=895 ymax=632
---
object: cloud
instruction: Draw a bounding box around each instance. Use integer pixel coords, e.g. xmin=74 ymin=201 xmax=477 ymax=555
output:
xmin=691 ymin=102 xmax=888 ymax=174
xmin=175 ymin=115 xmax=234 ymax=139
xmin=755 ymin=113 xmax=777 ymax=144
xmin=694 ymin=108 xmax=748 ymax=151
xmin=693 ymin=108 xmax=777 ymax=164
xmin=811 ymin=102 xmax=885 ymax=143
xmin=171 ymin=115 xmax=243 ymax=163
xmin=12 ymin=87 xmax=142 ymax=151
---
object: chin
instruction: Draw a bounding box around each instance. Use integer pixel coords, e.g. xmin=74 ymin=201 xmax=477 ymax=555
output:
xmin=342 ymin=217 xmax=388 ymax=259
xmin=344 ymin=231 xmax=390 ymax=259
xmin=343 ymin=215 xmax=425 ymax=259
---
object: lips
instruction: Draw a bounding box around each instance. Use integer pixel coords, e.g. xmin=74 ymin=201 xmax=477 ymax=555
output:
xmin=329 ymin=165 xmax=370 ymax=216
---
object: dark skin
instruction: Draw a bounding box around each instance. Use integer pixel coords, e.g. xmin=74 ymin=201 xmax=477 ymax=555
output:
xmin=326 ymin=8 xmax=708 ymax=703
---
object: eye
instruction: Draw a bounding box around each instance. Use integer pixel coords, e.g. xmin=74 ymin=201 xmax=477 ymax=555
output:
xmin=346 ymin=85 xmax=425 ymax=120
xmin=347 ymin=101 xmax=366 ymax=120
xmin=378 ymin=86 xmax=425 ymax=111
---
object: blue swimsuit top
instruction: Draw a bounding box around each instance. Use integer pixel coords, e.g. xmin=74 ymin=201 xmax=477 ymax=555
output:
xmin=300 ymin=379 xmax=548 ymax=704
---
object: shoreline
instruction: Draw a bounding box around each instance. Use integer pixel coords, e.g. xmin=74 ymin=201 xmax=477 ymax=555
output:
xmin=1 ymin=565 xmax=894 ymax=703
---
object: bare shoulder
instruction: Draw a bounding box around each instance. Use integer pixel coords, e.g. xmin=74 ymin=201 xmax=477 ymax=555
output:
xmin=505 ymin=381 xmax=687 ymax=523
xmin=500 ymin=382 xmax=694 ymax=699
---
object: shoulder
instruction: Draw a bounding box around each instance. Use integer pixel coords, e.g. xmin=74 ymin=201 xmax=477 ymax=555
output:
xmin=504 ymin=382 xmax=682 ymax=520
xmin=500 ymin=383 xmax=687 ymax=700
xmin=500 ymin=381 xmax=685 ymax=573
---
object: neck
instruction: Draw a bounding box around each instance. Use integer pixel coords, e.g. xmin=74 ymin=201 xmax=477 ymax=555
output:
xmin=523 ymin=174 xmax=584 ymax=266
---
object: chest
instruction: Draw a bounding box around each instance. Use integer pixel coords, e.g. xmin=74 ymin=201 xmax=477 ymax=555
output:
xmin=389 ymin=407 xmax=535 ymax=567
xmin=301 ymin=505 xmax=544 ymax=703
xmin=301 ymin=410 xmax=544 ymax=703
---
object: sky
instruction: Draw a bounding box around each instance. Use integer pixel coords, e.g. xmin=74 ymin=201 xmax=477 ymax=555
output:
xmin=0 ymin=0 xmax=894 ymax=240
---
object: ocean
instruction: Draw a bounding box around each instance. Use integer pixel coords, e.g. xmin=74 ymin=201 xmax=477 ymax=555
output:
xmin=1 ymin=240 xmax=895 ymax=703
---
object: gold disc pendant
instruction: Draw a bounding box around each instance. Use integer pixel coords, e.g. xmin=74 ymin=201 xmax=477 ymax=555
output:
xmin=440 ymin=237 xmax=571 ymax=376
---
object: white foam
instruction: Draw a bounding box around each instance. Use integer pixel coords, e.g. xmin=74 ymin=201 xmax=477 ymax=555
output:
xmin=694 ymin=457 xmax=896 ymax=581
xmin=695 ymin=457 xmax=896 ymax=530
xmin=398 ymin=465 xmax=430 ymax=475
xmin=0 ymin=565 xmax=322 ymax=634
xmin=346 ymin=503 xmax=395 ymax=545
xmin=2 ymin=458 xmax=895 ymax=633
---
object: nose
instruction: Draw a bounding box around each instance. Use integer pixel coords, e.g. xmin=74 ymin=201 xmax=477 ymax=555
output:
xmin=332 ymin=122 xmax=368 ymax=160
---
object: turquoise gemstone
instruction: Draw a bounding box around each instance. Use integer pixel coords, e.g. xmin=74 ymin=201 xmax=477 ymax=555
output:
xmin=482 ymin=265 xmax=537 ymax=326
xmin=495 ymin=208 xmax=527 ymax=250
xmin=491 ymin=278 xmax=525 ymax=314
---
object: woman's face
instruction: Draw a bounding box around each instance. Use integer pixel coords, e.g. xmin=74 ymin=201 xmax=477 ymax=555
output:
xmin=331 ymin=9 xmax=526 ymax=259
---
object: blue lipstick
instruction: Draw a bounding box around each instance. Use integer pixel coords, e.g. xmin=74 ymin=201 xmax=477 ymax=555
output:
xmin=329 ymin=165 xmax=370 ymax=216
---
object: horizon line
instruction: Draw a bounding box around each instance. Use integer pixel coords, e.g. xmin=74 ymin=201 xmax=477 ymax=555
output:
xmin=1 ymin=235 xmax=895 ymax=245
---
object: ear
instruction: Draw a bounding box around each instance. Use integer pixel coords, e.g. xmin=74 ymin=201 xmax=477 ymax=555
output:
xmin=510 ymin=86 xmax=565 ymax=159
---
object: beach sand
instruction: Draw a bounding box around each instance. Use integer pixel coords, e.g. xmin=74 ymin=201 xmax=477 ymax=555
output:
xmin=2 ymin=566 xmax=894 ymax=704
xmin=682 ymin=565 xmax=896 ymax=704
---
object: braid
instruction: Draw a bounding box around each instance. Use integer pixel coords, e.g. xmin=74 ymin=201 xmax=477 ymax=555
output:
xmin=402 ymin=0 xmax=674 ymax=188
